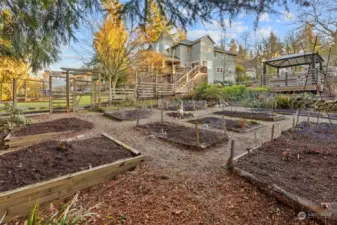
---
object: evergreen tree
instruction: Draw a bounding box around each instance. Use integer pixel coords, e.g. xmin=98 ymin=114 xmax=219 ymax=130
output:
xmin=229 ymin=39 xmax=237 ymax=54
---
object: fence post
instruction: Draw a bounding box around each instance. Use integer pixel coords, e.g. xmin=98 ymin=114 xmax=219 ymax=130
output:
xmin=72 ymin=79 xmax=77 ymax=112
xmin=161 ymin=106 xmax=164 ymax=123
xmin=195 ymin=123 xmax=200 ymax=147
xmin=271 ymin=124 xmax=275 ymax=141
xmin=154 ymin=72 xmax=158 ymax=98
xmin=13 ymin=78 xmax=17 ymax=106
xmin=66 ymin=70 xmax=70 ymax=113
xmin=285 ymin=72 xmax=288 ymax=86
xmin=98 ymin=73 xmax=102 ymax=108
xmin=24 ymin=80 xmax=27 ymax=100
xmin=49 ymin=76 xmax=53 ymax=113
xmin=0 ymin=82 xmax=2 ymax=102
xmin=226 ymin=140 xmax=235 ymax=172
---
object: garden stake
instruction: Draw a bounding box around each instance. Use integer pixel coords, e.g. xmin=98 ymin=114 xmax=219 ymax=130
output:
xmin=204 ymin=100 xmax=207 ymax=110
xmin=316 ymin=111 xmax=320 ymax=125
xmin=223 ymin=119 xmax=227 ymax=135
xmin=254 ymin=131 xmax=257 ymax=144
xmin=195 ymin=123 xmax=200 ymax=147
xmin=136 ymin=110 xmax=140 ymax=127
xmin=193 ymin=100 xmax=196 ymax=111
xmin=307 ymin=111 xmax=310 ymax=123
xmin=292 ymin=114 xmax=295 ymax=129
xmin=271 ymin=124 xmax=275 ymax=141
xmin=161 ymin=107 xmax=164 ymax=123
xmin=226 ymin=140 xmax=235 ymax=172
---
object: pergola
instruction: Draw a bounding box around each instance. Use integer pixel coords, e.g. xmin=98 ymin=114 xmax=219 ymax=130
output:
xmin=262 ymin=52 xmax=324 ymax=85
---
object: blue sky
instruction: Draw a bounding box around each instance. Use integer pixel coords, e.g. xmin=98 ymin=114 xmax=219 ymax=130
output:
xmin=49 ymin=3 xmax=299 ymax=71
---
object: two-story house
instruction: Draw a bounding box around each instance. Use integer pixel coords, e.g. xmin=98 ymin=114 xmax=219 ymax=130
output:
xmin=151 ymin=31 xmax=237 ymax=84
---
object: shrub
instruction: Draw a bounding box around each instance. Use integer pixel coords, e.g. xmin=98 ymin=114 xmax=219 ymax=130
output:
xmin=201 ymin=85 xmax=226 ymax=102
xmin=274 ymin=95 xmax=292 ymax=109
xmin=0 ymin=103 xmax=31 ymax=130
xmin=221 ymin=85 xmax=248 ymax=101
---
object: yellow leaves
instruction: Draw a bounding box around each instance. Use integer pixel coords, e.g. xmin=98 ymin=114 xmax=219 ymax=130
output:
xmin=0 ymin=56 xmax=29 ymax=82
xmin=136 ymin=50 xmax=165 ymax=71
xmin=102 ymin=0 xmax=122 ymax=22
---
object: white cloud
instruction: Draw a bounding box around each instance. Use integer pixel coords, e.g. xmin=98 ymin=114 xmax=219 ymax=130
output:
xmin=276 ymin=20 xmax=281 ymax=23
xmin=255 ymin=26 xmax=273 ymax=40
xmin=187 ymin=19 xmax=248 ymax=44
xmin=283 ymin=11 xmax=294 ymax=21
xmin=260 ymin=13 xmax=271 ymax=22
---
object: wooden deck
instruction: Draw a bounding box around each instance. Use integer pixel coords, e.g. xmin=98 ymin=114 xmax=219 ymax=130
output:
xmin=271 ymin=85 xmax=319 ymax=93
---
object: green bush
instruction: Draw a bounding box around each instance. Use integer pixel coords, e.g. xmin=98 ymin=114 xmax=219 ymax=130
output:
xmin=201 ymin=85 xmax=226 ymax=102
xmin=274 ymin=95 xmax=292 ymax=109
xmin=221 ymin=85 xmax=248 ymax=101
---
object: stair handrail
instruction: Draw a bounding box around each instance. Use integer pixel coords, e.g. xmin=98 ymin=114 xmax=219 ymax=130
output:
xmin=174 ymin=65 xmax=200 ymax=90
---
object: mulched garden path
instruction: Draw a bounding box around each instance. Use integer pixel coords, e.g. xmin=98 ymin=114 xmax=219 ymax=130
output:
xmin=11 ymin=117 xmax=94 ymax=137
xmin=139 ymin=122 xmax=227 ymax=149
xmin=0 ymin=137 xmax=133 ymax=192
xmin=104 ymin=109 xmax=152 ymax=121
xmin=165 ymin=100 xmax=206 ymax=111
xmin=188 ymin=117 xmax=263 ymax=132
xmin=214 ymin=110 xmax=285 ymax=121
xmin=166 ymin=112 xmax=194 ymax=119
xmin=76 ymin=163 xmax=318 ymax=225
xmin=236 ymin=121 xmax=337 ymax=204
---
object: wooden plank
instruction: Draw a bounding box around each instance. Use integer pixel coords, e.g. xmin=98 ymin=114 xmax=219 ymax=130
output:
xmin=66 ymin=70 xmax=70 ymax=113
xmin=0 ymin=150 xmax=144 ymax=222
xmin=102 ymin=133 xmax=140 ymax=155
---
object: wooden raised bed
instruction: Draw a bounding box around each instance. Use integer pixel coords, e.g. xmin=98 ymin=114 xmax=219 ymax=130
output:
xmin=104 ymin=109 xmax=152 ymax=121
xmin=0 ymin=133 xmax=145 ymax=222
xmin=188 ymin=117 xmax=265 ymax=133
xmin=232 ymin=122 xmax=337 ymax=223
xmin=4 ymin=118 xmax=94 ymax=148
xmin=214 ymin=110 xmax=285 ymax=121
xmin=139 ymin=121 xmax=227 ymax=149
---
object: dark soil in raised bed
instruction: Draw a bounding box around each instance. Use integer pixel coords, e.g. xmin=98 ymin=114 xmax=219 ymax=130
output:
xmin=104 ymin=109 xmax=152 ymax=121
xmin=236 ymin=121 xmax=337 ymax=204
xmin=0 ymin=136 xmax=134 ymax=192
xmin=214 ymin=110 xmax=285 ymax=121
xmin=188 ymin=117 xmax=262 ymax=132
xmin=12 ymin=118 xmax=94 ymax=137
xmin=165 ymin=101 xmax=206 ymax=111
xmin=166 ymin=112 xmax=194 ymax=119
xmin=139 ymin=122 xmax=227 ymax=149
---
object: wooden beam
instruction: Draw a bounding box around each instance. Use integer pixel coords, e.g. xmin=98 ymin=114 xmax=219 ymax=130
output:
xmin=66 ymin=70 xmax=70 ymax=113
xmin=12 ymin=78 xmax=17 ymax=106
xmin=60 ymin=67 xmax=103 ymax=73
xmin=49 ymin=76 xmax=53 ymax=113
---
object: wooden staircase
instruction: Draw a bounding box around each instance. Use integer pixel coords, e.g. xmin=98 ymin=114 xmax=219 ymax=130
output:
xmin=137 ymin=65 xmax=204 ymax=99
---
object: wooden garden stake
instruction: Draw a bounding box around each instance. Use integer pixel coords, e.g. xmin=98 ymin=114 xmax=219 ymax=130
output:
xmin=223 ymin=120 xmax=227 ymax=135
xmin=316 ymin=111 xmax=320 ymax=125
xmin=193 ymin=100 xmax=196 ymax=111
xmin=161 ymin=107 xmax=164 ymax=123
xmin=226 ymin=140 xmax=235 ymax=172
xmin=204 ymin=100 xmax=207 ymax=110
xmin=254 ymin=131 xmax=257 ymax=144
xmin=307 ymin=111 xmax=310 ymax=123
xmin=195 ymin=123 xmax=200 ymax=147
xmin=292 ymin=114 xmax=296 ymax=129
xmin=136 ymin=110 xmax=140 ymax=127
xmin=271 ymin=124 xmax=275 ymax=141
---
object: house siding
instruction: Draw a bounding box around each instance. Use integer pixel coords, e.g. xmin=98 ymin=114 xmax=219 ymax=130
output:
xmin=200 ymin=37 xmax=215 ymax=83
xmin=154 ymin=32 xmax=174 ymax=54
xmin=213 ymin=53 xmax=236 ymax=83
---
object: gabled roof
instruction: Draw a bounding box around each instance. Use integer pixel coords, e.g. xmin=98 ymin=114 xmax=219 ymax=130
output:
xmin=175 ymin=34 xmax=215 ymax=47
xmin=214 ymin=46 xmax=237 ymax=56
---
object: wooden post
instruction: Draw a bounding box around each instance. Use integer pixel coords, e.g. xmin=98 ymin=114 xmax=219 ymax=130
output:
xmin=12 ymin=78 xmax=17 ymax=106
xmin=90 ymin=81 xmax=96 ymax=109
xmin=98 ymin=73 xmax=101 ymax=108
xmin=262 ymin=63 xmax=267 ymax=86
xmin=277 ymin=68 xmax=280 ymax=77
xmin=154 ymin=73 xmax=158 ymax=98
xmin=195 ymin=123 xmax=200 ymax=147
xmin=292 ymin=114 xmax=296 ymax=129
xmin=271 ymin=124 xmax=275 ymax=141
xmin=49 ymin=76 xmax=53 ymax=113
xmin=226 ymin=140 xmax=235 ymax=172
xmin=204 ymin=100 xmax=207 ymax=109
xmin=307 ymin=111 xmax=310 ymax=123
xmin=136 ymin=110 xmax=140 ymax=127
xmin=24 ymin=80 xmax=27 ymax=100
xmin=72 ymin=79 xmax=77 ymax=112
xmin=193 ymin=100 xmax=196 ymax=111
xmin=66 ymin=70 xmax=70 ymax=113
xmin=223 ymin=119 xmax=227 ymax=135
xmin=285 ymin=72 xmax=288 ymax=86
xmin=161 ymin=107 xmax=164 ymax=123
xmin=42 ymin=81 xmax=45 ymax=97
xmin=254 ymin=132 xmax=257 ymax=144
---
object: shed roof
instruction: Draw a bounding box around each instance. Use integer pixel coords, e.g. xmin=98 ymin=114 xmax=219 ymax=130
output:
xmin=264 ymin=52 xmax=324 ymax=68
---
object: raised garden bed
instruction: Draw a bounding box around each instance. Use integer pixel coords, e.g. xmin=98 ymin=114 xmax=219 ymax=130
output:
xmin=234 ymin=122 xmax=337 ymax=221
xmin=166 ymin=112 xmax=194 ymax=119
xmin=139 ymin=121 xmax=227 ymax=149
xmin=164 ymin=100 xmax=207 ymax=111
xmin=0 ymin=133 xmax=144 ymax=221
xmin=4 ymin=118 xmax=94 ymax=148
xmin=104 ymin=109 xmax=152 ymax=121
xmin=214 ymin=110 xmax=285 ymax=121
xmin=188 ymin=117 xmax=264 ymax=133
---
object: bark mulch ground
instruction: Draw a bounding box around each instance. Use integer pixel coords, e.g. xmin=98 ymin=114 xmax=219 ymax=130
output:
xmin=11 ymin=117 xmax=94 ymax=137
xmin=236 ymin=121 xmax=337 ymax=204
xmin=188 ymin=117 xmax=263 ymax=132
xmin=214 ymin=110 xmax=285 ymax=121
xmin=0 ymin=137 xmax=133 ymax=192
xmin=76 ymin=163 xmax=318 ymax=225
xmin=165 ymin=100 xmax=206 ymax=111
xmin=166 ymin=112 xmax=194 ymax=119
xmin=139 ymin=121 xmax=227 ymax=149
xmin=104 ymin=109 xmax=152 ymax=121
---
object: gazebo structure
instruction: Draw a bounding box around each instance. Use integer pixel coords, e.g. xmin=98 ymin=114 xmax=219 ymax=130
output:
xmin=262 ymin=52 xmax=325 ymax=93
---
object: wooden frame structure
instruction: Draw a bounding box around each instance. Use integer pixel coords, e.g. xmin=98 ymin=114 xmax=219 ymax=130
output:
xmin=262 ymin=52 xmax=325 ymax=92
xmin=0 ymin=133 xmax=145 ymax=222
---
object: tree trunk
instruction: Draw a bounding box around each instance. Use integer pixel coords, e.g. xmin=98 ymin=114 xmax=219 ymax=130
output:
xmin=112 ymin=77 xmax=118 ymax=100
xmin=108 ymin=75 xmax=112 ymax=106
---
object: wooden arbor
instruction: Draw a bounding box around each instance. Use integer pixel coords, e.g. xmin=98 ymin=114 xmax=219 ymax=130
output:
xmin=262 ymin=52 xmax=325 ymax=92
xmin=47 ymin=68 xmax=102 ymax=113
